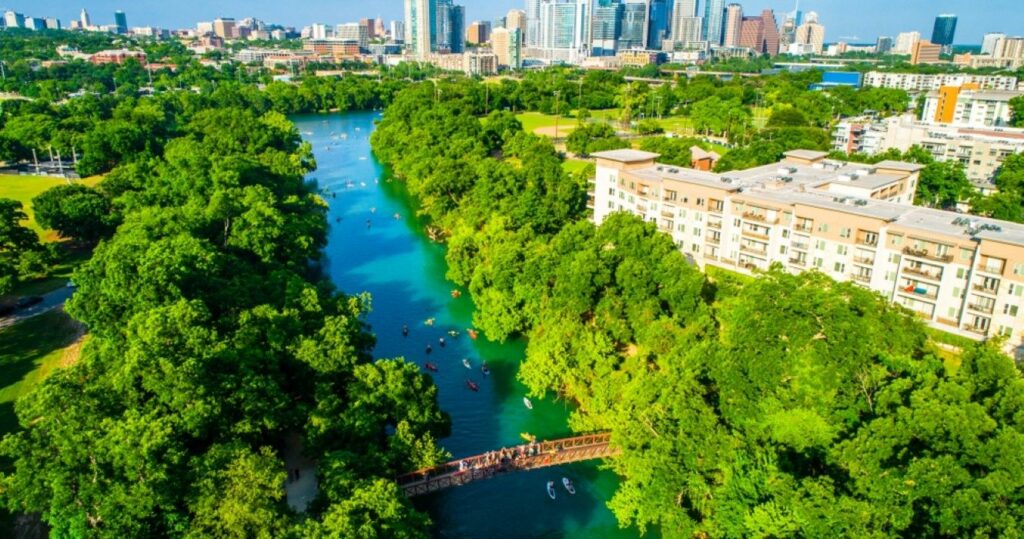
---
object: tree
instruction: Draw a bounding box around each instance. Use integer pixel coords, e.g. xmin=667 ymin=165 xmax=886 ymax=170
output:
xmin=565 ymin=123 xmax=628 ymax=157
xmin=1009 ymin=95 xmax=1024 ymax=127
xmin=32 ymin=184 xmax=116 ymax=243
xmin=916 ymin=160 xmax=972 ymax=208
xmin=0 ymin=198 xmax=42 ymax=295
xmin=766 ymin=107 xmax=809 ymax=127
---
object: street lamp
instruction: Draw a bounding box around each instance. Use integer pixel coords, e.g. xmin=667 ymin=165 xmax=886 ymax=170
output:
xmin=553 ymin=90 xmax=561 ymax=141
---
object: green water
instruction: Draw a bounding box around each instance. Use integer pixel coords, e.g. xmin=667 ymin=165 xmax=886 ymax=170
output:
xmin=297 ymin=111 xmax=640 ymax=538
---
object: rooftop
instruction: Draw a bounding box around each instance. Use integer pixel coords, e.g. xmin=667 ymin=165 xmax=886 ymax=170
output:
xmin=783 ymin=149 xmax=829 ymax=161
xmin=592 ymin=149 xmax=661 ymax=163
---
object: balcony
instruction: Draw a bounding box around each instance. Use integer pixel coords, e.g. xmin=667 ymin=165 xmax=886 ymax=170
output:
xmin=742 ymin=229 xmax=770 ymax=241
xmin=899 ymin=285 xmax=938 ymax=301
xmin=977 ymin=264 xmax=1005 ymax=276
xmin=902 ymin=266 xmax=942 ymax=281
xmin=661 ymin=210 xmax=675 ymax=219
xmin=791 ymin=242 xmax=809 ymax=251
xmin=794 ymin=224 xmax=813 ymax=234
xmin=850 ymin=274 xmax=872 ymax=284
xmin=705 ymin=235 xmax=721 ymax=245
xmin=972 ymin=283 xmax=999 ymax=295
xmin=856 ymin=237 xmax=879 ymax=247
xmin=903 ymin=246 xmax=954 ymax=264
xmin=968 ymin=303 xmax=995 ymax=315
xmin=742 ymin=211 xmax=778 ymax=224
xmin=740 ymin=244 xmax=768 ymax=256
xmin=789 ymin=258 xmax=806 ymax=266
xmin=853 ymin=256 xmax=875 ymax=266
xmin=586 ymin=196 xmax=595 ymax=209
xmin=636 ymin=204 xmax=649 ymax=213
xmin=963 ymin=325 xmax=989 ymax=336
xmin=658 ymin=224 xmax=674 ymax=232
xmin=708 ymin=220 xmax=722 ymax=230
xmin=707 ymin=203 xmax=724 ymax=214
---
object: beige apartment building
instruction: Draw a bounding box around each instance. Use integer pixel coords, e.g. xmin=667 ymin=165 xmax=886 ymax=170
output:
xmin=591 ymin=149 xmax=1024 ymax=358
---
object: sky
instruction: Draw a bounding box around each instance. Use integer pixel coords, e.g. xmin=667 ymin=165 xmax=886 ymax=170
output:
xmin=11 ymin=0 xmax=1021 ymax=44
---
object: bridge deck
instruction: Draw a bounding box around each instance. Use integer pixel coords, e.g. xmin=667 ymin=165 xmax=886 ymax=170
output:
xmin=396 ymin=432 xmax=618 ymax=497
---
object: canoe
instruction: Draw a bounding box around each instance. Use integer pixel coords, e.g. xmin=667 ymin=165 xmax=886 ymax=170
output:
xmin=424 ymin=362 xmax=438 ymax=372
xmin=547 ymin=481 xmax=557 ymax=500
xmin=462 ymin=359 xmax=472 ymax=369
xmin=562 ymin=477 xmax=576 ymax=495
xmin=523 ymin=397 xmax=533 ymax=410
xmin=466 ymin=379 xmax=479 ymax=392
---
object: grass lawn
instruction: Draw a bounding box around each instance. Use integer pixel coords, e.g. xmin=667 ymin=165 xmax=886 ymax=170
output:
xmin=516 ymin=112 xmax=561 ymax=133
xmin=0 ymin=310 xmax=84 ymax=436
xmin=561 ymin=159 xmax=593 ymax=175
xmin=0 ymin=174 xmax=101 ymax=238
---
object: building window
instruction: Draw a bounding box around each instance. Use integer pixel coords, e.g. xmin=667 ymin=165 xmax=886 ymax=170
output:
xmin=1011 ymin=284 xmax=1024 ymax=297
xmin=948 ymin=307 xmax=958 ymax=318
xmin=837 ymin=245 xmax=848 ymax=256
xmin=677 ymin=224 xmax=686 ymax=233
xmin=815 ymin=240 xmax=826 ymax=250
xmin=1005 ymin=304 xmax=1020 ymax=317
xmin=608 ymin=188 xmax=615 ymax=195
xmin=608 ymin=201 xmax=615 ymax=209
xmin=693 ymin=228 xmax=702 ymax=237
xmin=780 ymin=246 xmax=787 ymax=255
xmin=891 ymin=235 xmax=903 ymax=246
xmin=834 ymin=262 xmax=845 ymax=273
xmin=953 ymin=287 xmax=961 ymax=298
xmin=814 ymin=257 xmax=824 ymax=268
xmin=782 ymin=230 xmax=790 ymax=239
xmin=628 ymin=195 xmax=634 ymax=203
xmin=818 ymin=223 xmax=829 ymax=233
xmin=1014 ymin=263 xmax=1024 ymax=276
xmin=960 ymin=248 xmax=972 ymax=260
xmin=696 ymin=198 xmax=705 ymax=206
xmin=733 ymin=219 xmax=741 ymax=227
xmin=840 ymin=227 xmax=851 ymax=239
xmin=956 ymin=268 xmax=966 ymax=279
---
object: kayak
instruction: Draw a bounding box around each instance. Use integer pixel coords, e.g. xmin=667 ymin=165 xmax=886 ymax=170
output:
xmin=547 ymin=481 xmax=557 ymax=500
xmin=466 ymin=379 xmax=479 ymax=392
xmin=523 ymin=397 xmax=533 ymax=410
xmin=562 ymin=478 xmax=576 ymax=495
xmin=451 ymin=290 xmax=462 ymax=298
xmin=481 ymin=363 xmax=490 ymax=376
xmin=462 ymin=359 xmax=472 ymax=369
xmin=467 ymin=329 xmax=479 ymax=340
xmin=424 ymin=362 xmax=438 ymax=372
xmin=448 ymin=330 xmax=459 ymax=337
xmin=425 ymin=318 xmax=435 ymax=326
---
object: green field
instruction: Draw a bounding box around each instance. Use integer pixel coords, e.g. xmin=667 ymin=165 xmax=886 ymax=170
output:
xmin=0 ymin=310 xmax=82 ymax=436
xmin=0 ymin=174 xmax=101 ymax=237
xmin=561 ymin=159 xmax=593 ymax=175
xmin=516 ymin=111 xmax=563 ymax=132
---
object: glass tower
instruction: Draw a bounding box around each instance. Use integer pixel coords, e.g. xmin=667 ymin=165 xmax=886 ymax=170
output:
xmin=703 ymin=0 xmax=727 ymax=45
xmin=931 ymin=14 xmax=957 ymax=50
xmin=620 ymin=1 xmax=648 ymax=50
xmin=647 ymin=0 xmax=671 ymax=49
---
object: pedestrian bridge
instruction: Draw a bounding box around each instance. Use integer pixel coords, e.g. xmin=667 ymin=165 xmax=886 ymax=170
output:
xmin=396 ymin=432 xmax=618 ymax=497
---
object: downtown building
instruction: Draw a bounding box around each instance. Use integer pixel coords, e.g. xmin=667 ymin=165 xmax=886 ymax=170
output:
xmin=863 ymin=71 xmax=1020 ymax=93
xmin=591 ymin=149 xmax=1024 ymax=358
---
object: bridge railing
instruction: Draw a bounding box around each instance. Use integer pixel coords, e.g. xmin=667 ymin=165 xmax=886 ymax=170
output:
xmin=396 ymin=432 xmax=613 ymax=488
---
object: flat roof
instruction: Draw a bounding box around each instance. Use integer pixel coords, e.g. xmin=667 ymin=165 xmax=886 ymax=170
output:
xmin=784 ymin=149 xmax=829 ymax=160
xmin=874 ymin=160 xmax=927 ymax=172
xmin=591 ymin=149 xmax=660 ymax=163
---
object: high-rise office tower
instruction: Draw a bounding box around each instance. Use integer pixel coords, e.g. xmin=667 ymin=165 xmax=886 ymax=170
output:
xmin=436 ymin=0 xmax=460 ymax=52
xmin=703 ymin=0 xmax=728 ymax=46
xmin=738 ymin=9 xmax=779 ymax=56
xmin=931 ymin=14 xmax=957 ymax=54
xmin=79 ymin=8 xmax=90 ymax=28
xmin=467 ymin=21 xmax=491 ymax=44
xmin=391 ymin=20 xmax=406 ymax=42
xmin=620 ymin=0 xmax=648 ymax=50
xmin=491 ymin=27 xmax=523 ymax=68
xmin=506 ymin=9 xmax=527 ymax=35
xmin=525 ymin=0 xmax=542 ymax=46
xmin=876 ymin=36 xmax=894 ymax=54
xmin=214 ymin=17 xmax=237 ymax=39
xmin=538 ymin=0 xmax=590 ymax=58
xmin=670 ymin=0 xmax=702 ymax=43
xmin=114 ymin=10 xmax=127 ymax=34
xmin=722 ymin=3 xmax=743 ymax=47
xmin=449 ymin=6 xmax=465 ymax=52
xmin=894 ymin=31 xmax=920 ymax=54
xmin=794 ymin=11 xmax=824 ymax=54
xmin=591 ymin=0 xmax=623 ymax=56
xmin=646 ymin=0 xmax=670 ymax=49
xmin=982 ymin=33 xmax=1006 ymax=55
xmin=405 ymin=0 xmax=437 ymax=56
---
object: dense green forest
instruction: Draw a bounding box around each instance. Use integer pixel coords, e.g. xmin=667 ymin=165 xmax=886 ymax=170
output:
xmin=1 ymin=83 xmax=452 ymax=537
xmin=372 ymin=80 xmax=1024 ymax=537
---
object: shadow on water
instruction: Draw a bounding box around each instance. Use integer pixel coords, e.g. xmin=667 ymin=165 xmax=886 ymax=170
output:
xmin=294 ymin=111 xmax=642 ymax=539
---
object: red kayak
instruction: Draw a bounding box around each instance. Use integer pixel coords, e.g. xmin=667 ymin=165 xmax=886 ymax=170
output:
xmin=467 ymin=329 xmax=479 ymax=340
xmin=465 ymin=379 xmax=479 ymax=392
xmin=424 ymin=362 xmax=438 ymax=372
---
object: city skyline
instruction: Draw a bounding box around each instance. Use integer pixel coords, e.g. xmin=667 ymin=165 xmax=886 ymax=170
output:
xmin=5 ymin=0 xmax=1020 ymax=44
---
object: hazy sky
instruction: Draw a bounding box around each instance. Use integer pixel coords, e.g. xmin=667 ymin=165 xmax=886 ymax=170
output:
xmin=13 ymin=0 xmax=1020 ymax=43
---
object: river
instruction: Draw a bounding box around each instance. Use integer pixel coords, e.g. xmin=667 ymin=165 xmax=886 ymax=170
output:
xmin=295 ymin=111 xmax=640 ymax=538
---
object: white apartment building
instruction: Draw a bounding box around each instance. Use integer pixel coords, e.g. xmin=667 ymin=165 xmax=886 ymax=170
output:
xmin=893 ymin=31 xmax=920 ymax=54
xmin=922 ymin=89 xmax=1021 ymax=128
xmin=832 ymin=115 xmax=1024 ymax=191
xmin=591 ymin=149 xmax=1024 ymax=358
xmin=864 ymin=71 xmax=1019 ymax=93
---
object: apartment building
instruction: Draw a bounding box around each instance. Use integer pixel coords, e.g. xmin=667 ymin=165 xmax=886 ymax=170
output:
xmin=863 ymin=71 xmax=1019 ymax=93
xmin=832 ymin=115 xmax=1024 ymax=191
xmin=591 ymin=149 xmax=1024 ymax=358
xmin=922 ymin=89 xmax=1022 ymax=128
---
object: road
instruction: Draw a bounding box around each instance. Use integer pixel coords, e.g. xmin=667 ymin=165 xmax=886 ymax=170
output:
xmin=0 ymin=286 xmax=75 ymax=330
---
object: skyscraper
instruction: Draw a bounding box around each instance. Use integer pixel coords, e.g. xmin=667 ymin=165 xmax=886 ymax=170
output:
xmin=436 ymin=0 xmax=465 ymax=53
xmin=982 ymin=33 xmax=1006 ymax=55
xmin=491 ymin=27 xmax=522 ymax=68
xmin=647 ymin=0 xmax=671 ymax=49
xmin=538 ymin=0 xmax=590 ymax=60
xmin=525 ymin=0 xmax=542 ymax=46
xmin=738 ymin=9 xmax=779 ymax=56
xmin=794 ymin=12 xmax=824 ymax=54
xmin=703 ymin=0 xmax=728 ymax=46
xmin=405 ymin=0 xmax=436 ymax=56
xmin=722 ymin=3 xmax=743 ymax=47
xmin=506 ymin=9 xmax=527 ymax=35
xmin=931 ymin=14 xmax=957 ymax=53
xmin=79 ymin=8 xmax=90 ymax=28
xmin=467 ymin=21 xmax=491 ymax=44
xmin=670 ymin=0 xmax=702 ymax=43
xmin=114 ymin=10 xmax=127 ymax=34
xmin=591 ymin=0 xmax=623 ymax=56
xmin=620 ymin=0 xmax=648 ymax=50
xmin=876 ymin=36 xmax=894 ymax=54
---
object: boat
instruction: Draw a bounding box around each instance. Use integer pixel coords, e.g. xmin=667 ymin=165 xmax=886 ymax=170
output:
xmin=462 ymin=358 xmax=472 ymax=369
xmin=466 ymin=379 xmax=479 ymax=392
xmin=451 ymin=289 xmax=462 ymax=299
xmin=447 ymin=330 xmax=459 ymax=337
xmin=562 ymin=478 xmax=576 ymax=495
xmin=424 ymin=318 xmax=435 ymax=326
xmin=523 ymin=397 xmax=533 ymax=410
xmin=424 ymin=362 xmax=438 ymax=372
xmin=467 ymin=328 xmax=479 ymax=340
xmin=547 ymin=481 xmax=557 ymax=500
xmin=480 ymin=363 xmax=490 ymax=376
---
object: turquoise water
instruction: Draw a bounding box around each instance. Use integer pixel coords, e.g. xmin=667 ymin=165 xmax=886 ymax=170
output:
xmin=296 ymin=111 xmax=640 ymax=539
